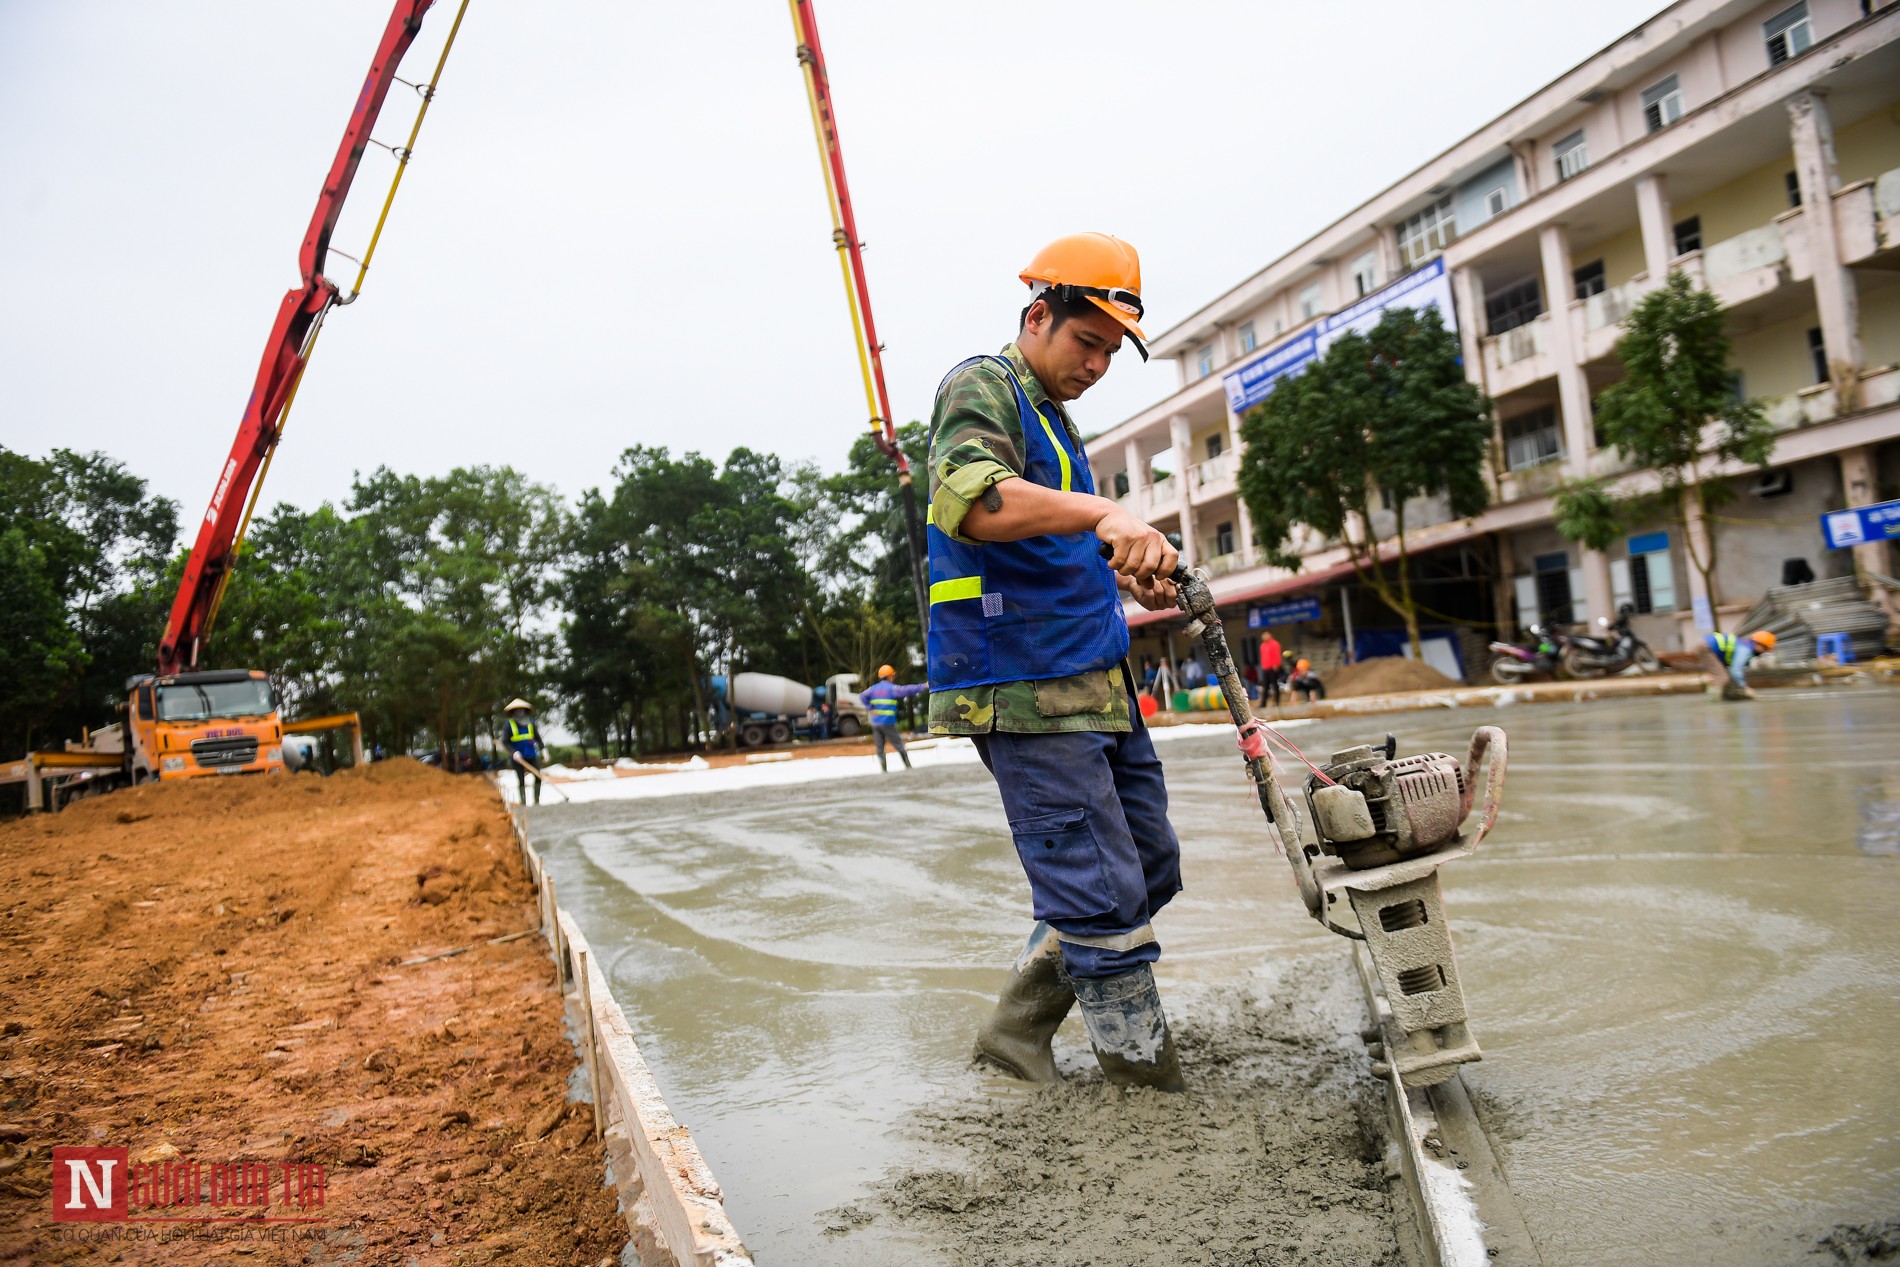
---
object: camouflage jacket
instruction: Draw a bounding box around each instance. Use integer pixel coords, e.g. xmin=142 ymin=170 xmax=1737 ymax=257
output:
xmin=925 ymin=342 xmax=1129 ymax=735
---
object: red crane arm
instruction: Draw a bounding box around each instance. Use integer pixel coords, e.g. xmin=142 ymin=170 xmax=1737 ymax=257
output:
xmin=158 ymin=0 xmax=436 ymax=676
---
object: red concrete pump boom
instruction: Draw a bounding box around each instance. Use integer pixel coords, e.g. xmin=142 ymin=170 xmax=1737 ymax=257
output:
xmin=157 ymin=0 xmax=439 ymax=676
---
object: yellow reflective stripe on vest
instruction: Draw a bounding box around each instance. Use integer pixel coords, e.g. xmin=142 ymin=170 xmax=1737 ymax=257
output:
xmin=930 ymin=576 xmax=982 ymax=604
xmin=1032 ymin=403 xmax=1072 ymax=493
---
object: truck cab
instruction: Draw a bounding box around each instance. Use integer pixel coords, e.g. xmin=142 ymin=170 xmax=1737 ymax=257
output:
xmin=125 ymin=669 xmax=286 ymax=783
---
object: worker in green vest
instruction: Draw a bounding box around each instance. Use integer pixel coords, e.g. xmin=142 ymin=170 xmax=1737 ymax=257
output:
xmin=503 ymin=698 xmax=543 ymax=804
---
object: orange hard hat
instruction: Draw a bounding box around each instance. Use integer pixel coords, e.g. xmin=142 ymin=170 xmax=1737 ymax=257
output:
xmin=877 ymin=664 xmax=896 ymax=679
xmin=1295 ymin=659 xmax=1310 ymax=674
xmin=1750 ymin=631 xmax=1777 ymax=650
xmin=1020 ymin=233 xmax=1149 ymax=360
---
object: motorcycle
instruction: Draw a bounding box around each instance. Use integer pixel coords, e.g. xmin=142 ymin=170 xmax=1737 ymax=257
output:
xmin=1488 ymin=624 xmax=1564 ymax=683
xmin=1558 ymin=604 xmax=1660 ymax=678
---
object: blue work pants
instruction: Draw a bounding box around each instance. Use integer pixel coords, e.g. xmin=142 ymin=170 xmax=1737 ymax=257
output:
xmin=972 ymin=708 xmax=1182 ymax=979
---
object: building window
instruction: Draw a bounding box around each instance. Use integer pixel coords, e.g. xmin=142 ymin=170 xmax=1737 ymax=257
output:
xmin=1502 ymin=407 xmax=1564 ymax=471
xmin=1673 ymin=215 xmax=1702 ymax=256
xmin=1238 ymin=321 xmax=1257 ymax=353
xmin=1642 ymin=74 xmax=1684 ymax=133
xmin=1614 ymin=533 xmax=1677 ymax=614
xmin=1299 ymin=282 xmax=1324 ymax=321
xmin=1554 ymin=130 xmax=1590 ymax=182
xmin=1485 ymin=187 xmax=1509 ymax=219
xmin=1764 ymin=2 xmax=1813 ymax=66
xmin=1532 ymin=551 xmax=1576 ymax=625
xmin=1484 ymin=276 xmax=1543 ymax=336
xmin=1112 ymin=470 xmax=1130 ymax=499
xmin=1215 ymin=522 xmax=1235 ymax=556
xmin=1205 ymin=433 xmax=1224 ymax=461
xmin=1573 ymin=259 xmax=1606 ymax=300
xmin=1196 ymin=345 xmax=1214 ymax=378
xmin=1352 ymin=251 xmax=1379 ymax=298
xmin=1396 ymin=196 xmax=1457 ymax=269
xmin=1785 ymin=171 xmax=1803 ymax=208
xmin=1808 ymin=327 xmax=1828 ymax=383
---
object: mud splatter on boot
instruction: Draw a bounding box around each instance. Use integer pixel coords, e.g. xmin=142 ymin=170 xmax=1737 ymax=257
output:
xmin=972 ymin=922 xmax=1074 ymax=1084
xmin=1072 ymin=964 xmax=1185 ymax=1092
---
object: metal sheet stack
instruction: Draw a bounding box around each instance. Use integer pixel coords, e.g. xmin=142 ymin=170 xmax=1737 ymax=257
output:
xmin=1738 ymin=576 xmax=1891 ymax=663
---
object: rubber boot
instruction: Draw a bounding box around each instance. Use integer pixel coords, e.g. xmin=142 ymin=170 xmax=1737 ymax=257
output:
xmin=972 ymin=922 xmax=1074 ymax=1084
xmin=1072 ymin=964 xmax=1186 ymax=1093
xmin=1721 ymin=682 xmax=1754 ymax=702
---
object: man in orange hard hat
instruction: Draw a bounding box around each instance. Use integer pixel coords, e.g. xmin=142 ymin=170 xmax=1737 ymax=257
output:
xmin=926 ymin=233 xmax=1187 ymax=1091
xmin=1701 ymin=629 xmax=1776 ymax=700
xmin=858 ymin=664 xmax=926 ymax=772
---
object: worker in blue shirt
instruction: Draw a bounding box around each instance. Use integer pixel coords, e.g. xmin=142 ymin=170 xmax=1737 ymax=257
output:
xmin=503 ymin=698 xmax=543 ymax=804
xmin=859 ymin=665 xmax=927 ymax=771
xmin=1701 ymin=630 xmax=1776 ymax=700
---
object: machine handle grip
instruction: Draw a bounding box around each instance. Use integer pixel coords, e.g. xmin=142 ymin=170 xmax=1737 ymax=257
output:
xmin=1096 ymin=538 xmax=1192 ymax=586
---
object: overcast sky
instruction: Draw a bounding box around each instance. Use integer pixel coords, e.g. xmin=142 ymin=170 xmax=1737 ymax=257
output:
xmin=2 ymin=0 xmax=1665 ymax=524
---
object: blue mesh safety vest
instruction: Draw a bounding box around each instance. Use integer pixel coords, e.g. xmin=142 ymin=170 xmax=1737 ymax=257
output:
xmin=862 ymin=682 xmax=901 ymax=726
xmin=1706 ymin=633 xmax=1736 ymax=664
xmin=506 ymin=716 xmax=539 ymax=756
xmin=926 ymin=356 xmax=1128 ymax=692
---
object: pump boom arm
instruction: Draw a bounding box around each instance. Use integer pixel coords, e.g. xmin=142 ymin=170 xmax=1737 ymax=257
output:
xmin=158 ymin=0 xmax=437 ymax=676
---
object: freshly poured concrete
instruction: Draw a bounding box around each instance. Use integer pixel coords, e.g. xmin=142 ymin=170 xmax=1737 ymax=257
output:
xmin=530 ymin=686 xmax=1900 ymax=1265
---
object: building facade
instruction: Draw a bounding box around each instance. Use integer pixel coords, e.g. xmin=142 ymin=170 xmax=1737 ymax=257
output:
xmin=1092 ymin=0 xmax=1900 ymax=680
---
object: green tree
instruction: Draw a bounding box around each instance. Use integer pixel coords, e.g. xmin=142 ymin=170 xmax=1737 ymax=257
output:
xmin=1238 ymin=306 xmax=1491 ymax=655
xmin=0 ymin=528 xmax=87 ymax=757
xmin=1580 ymin=270 xmax=1774 ymax=629
xmin=0 ymin=447 xmax=178 ymax=756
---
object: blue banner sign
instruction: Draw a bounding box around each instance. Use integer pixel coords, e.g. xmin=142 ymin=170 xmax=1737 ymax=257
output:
xmin=1222 ymin=258 xmax=1457 ymax=416
xmin=1248 ymin=596 xmax=1322 ymax=628
xmin=1821 ymin=500 xmax=1900 ymax=550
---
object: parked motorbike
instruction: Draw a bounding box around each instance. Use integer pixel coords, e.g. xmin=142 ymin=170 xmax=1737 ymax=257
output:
xmin=1558 ymin=604 xmax=1660 ymax=678
xmin=1489 ymin=624 xmax=1564 ymax=683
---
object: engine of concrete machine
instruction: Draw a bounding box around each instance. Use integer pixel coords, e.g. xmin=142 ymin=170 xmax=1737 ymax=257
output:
xmin=1304 ymin=735 xmax=1473 ymax=870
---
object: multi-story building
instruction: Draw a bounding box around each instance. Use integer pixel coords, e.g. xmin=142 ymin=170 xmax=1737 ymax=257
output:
xmin=1093 ymin=0 xmax=1900 ymax=680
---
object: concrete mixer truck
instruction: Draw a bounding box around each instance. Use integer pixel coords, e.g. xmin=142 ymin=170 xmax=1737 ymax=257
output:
xmin=707 ymin=672 xmax=877 ymax=748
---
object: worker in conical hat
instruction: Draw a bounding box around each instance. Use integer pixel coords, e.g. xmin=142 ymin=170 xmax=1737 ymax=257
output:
xmin=502 ymin=698 xmax=543 ymax=804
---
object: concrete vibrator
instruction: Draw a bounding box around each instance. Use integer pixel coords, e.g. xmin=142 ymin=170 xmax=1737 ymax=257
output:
xmin=1129 ymin=546 xmax=1509 ymax=1088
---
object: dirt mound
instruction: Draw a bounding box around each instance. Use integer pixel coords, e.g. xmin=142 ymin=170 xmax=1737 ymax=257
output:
xmin=823 ymin=955 xmax=1405 ymax=1267
xmin=1324 ymin=656 xmax=1460 ymax=698
xmin=0 ymin=762 xmax=623 ymax=1264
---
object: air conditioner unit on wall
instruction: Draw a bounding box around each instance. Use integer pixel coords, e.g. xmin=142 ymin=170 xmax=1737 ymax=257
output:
xmin=1749 ymin=468 xmax=1794 ymax=498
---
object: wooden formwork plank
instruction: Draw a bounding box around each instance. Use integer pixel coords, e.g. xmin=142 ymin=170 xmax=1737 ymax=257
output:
xmin=556 ymin=909 xmax=753 ymax=1267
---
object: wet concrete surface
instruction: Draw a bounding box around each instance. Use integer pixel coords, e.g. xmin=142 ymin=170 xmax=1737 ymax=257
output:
xmin=529 ymin=686 xmax=1900 ymax=1265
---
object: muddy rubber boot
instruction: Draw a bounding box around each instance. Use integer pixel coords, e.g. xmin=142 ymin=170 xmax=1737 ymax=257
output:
xmin=972 ymin=922 xmax=1074 ymax=1084
xmin=1721 ymin=682 xmax=1754 ymax=702
xmin=1072 ymin=964 xmax=1186 ymax=1093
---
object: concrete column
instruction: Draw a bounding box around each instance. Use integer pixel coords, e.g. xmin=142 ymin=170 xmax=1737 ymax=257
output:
xmin=1376 ymin=224 xmax=1401 ymax=282
xmin=1539 ymin=222 xmax=1614 ymax=623
xmin=1840 ymin=445 xmax=1900 ymax=628
xmin=1789 ymin=90 xmax=1864 ymax=410
xmin=1510 ymin=142 xmax=1538 ymax=200
xmin=1228 ymin=408 xmax=1256 ymax=565
xmin=1635 ymin=173 xmax=1674 ymax=283
xmin=1494 ymin=531 xmax=1518 ymax=635
xmin=1169 ymin=414 xmax=1198 ymax=569
xmin=1122 ymin=438 xmax=1147 ymax=512
xmin=1452 ymin=264 xmax=1486 ymax=380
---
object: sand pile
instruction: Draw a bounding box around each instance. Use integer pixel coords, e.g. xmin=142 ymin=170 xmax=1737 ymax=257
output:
xmin=1324 ymin=656 xmax=1460 ymax=698
xmin=0 ymin=759 xmax=624 ymax=1263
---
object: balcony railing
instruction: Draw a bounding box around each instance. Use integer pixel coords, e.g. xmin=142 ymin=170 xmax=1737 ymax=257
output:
xmin=1190 ymin=451 xmax=1236 ymax=489
xmin=1485 ymin=320 xmax=1544 ymax=370
xmin=1148 ymin=475 xmax=1178 ymax=510
xmin=1582 ymin=279 xmax=1642 ymax=332
xmin=1703 ymin=223 xmax=1787 ymax=286
xmin=1199 ymin=550 xmax=1246 ymax=577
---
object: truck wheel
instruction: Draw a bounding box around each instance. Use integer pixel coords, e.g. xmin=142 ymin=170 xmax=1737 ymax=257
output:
xmin=741 ymin=723 xmax=767 ymax=747
xmin=837 ymin=715 xmax=861 ymax=738
xmin=768 ymin=721 xmax=792 ymax=745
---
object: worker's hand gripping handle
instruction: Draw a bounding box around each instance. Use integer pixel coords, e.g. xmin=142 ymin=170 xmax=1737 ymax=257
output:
xmin=1096 ymin=539 xmax=1191 ymax=587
